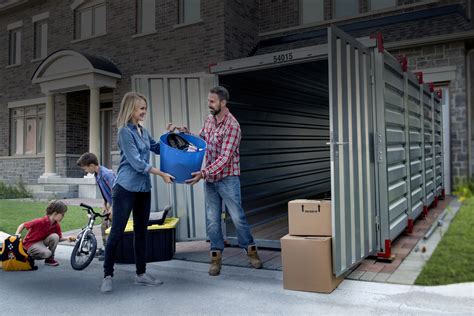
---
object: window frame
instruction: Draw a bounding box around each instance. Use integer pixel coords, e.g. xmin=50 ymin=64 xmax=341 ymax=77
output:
xmin=136 ymin=0 xmax=156 ymax=34
xmin=8 ymin=27 xmax=21 ymax=66
xmin=333 ymin=0 xmax=360 ymax=19
xmin=33 ymin=19 xmax=48 ymax=60
xmin=299 ymin=0 xmax=325 ymax=25
xmin=368 ymin=0 xmax=397 ymax=11
xmin=179 ymin=0 xmax=201 ymax=25
xmin=74 ymin=1 xmax=107 ymax=40
xmin=10 ymin=104 xmax=46 ymax=156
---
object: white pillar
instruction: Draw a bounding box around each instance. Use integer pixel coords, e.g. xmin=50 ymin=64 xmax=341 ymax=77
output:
xmin=41 ymin=93 xmax=57 ymax=177
xmin=89 ymin=86 xmax=101 ymax=161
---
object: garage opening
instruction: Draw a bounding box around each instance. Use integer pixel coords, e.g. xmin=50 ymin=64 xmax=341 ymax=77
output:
xmin=218 ymin=60 xmax=331 ymax=246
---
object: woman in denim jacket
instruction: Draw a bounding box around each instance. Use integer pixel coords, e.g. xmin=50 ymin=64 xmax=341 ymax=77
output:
xmin=101 ymin=92 xmax=174 ymax=293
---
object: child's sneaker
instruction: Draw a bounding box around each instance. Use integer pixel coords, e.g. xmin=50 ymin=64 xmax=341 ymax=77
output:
xmin=44 ymin=256 xmax=59 ymax=266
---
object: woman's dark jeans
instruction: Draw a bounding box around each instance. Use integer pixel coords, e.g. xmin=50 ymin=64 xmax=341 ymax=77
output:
xmin=104 ymin=184 xmax=151 ymax=277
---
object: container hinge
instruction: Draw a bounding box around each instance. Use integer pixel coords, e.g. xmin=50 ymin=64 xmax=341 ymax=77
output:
xmin=375 ymin=215 xmax=380 ymax=231
xmin=375 ymin=132 xmax=384 ymax=162
xmin=370 ymin=72 xmax=375 ymax=86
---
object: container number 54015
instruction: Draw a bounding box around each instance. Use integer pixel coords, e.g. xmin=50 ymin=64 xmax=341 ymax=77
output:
xmin=273 ymin=53 xmax=293 ymax=63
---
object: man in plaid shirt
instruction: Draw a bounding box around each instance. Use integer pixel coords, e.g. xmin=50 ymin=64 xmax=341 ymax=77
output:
xmin=168 ymin=86 xmax=262 ymax=276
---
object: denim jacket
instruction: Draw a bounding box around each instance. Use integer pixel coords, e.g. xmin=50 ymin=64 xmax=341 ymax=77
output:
xmin=115 ymin=122 xmax=160 ymax=192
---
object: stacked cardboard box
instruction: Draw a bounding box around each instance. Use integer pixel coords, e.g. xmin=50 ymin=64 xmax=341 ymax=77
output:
xmin=281 ymin=199 xmax=343 ymax=293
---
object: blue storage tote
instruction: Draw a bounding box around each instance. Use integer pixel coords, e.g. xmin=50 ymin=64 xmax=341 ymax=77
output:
xmin=159 ymin=133 xmax=206 ymax=183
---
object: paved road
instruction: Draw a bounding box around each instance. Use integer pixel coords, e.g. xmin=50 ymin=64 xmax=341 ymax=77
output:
xmin=1 ymin=245 xmax=473 ymax=315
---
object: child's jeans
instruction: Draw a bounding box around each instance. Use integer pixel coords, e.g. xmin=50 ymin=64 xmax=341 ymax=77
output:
xmin=27 ymin=233 xmax=59 ymax=259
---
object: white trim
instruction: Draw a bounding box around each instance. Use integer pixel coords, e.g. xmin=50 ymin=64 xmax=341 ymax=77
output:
xmin=173 ymin=20 xmax=203 ymax=29
xmin=132 ymin=30 xmax=157 ymax=39
xmin=419 ymin=66 xmax=457 ymax=83
xmin=8 ymin=97 xmax=47 ymax=109
xmin=71 ymin=0 xmax=105 ymax=11
xmin=32 ymin=12 xmax=49 ymax=22
xmin=7 ymin=20 xmax=22 ymax=30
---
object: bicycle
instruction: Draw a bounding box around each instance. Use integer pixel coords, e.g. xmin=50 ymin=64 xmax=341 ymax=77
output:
xmin=70 ymin=203 xmax=109 ymax=271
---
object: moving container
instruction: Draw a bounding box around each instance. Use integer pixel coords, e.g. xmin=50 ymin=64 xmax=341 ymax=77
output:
xmin=133 ymin=26 xmax=444 ymax=276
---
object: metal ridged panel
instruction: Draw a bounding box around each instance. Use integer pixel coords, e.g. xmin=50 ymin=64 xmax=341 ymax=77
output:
xmin=133 ymin=74 xmax=217 ymax=241
xmin=422 ymin=88 xmax=435 ymax=206
xmin=433 ymin=95 xmax=443 ymax=195
xmin=329 ymin=27 xmax=376 ymax=276
xmin=383 ymin=57 xmax=409 ymax=240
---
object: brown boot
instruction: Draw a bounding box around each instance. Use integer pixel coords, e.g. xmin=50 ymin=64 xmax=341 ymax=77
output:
xmin=209 ymin=250 xmax=222 ymax=276
xmin=247 ymin=245 xmax=263 ymax=269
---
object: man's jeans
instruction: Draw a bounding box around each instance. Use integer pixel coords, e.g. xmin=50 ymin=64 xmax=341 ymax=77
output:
xmin=205 ymin=176 xmax=255 ymax=252
xmin=104 ymin=184 xmax=151 ymax=277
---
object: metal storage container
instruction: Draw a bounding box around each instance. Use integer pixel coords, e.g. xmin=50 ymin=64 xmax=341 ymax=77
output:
xmin=132 ymin=26 xmax=444 ymax=276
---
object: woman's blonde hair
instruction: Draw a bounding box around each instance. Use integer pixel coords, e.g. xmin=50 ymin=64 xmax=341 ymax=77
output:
xmin=116 ymin=92 xmax=148 ymax=128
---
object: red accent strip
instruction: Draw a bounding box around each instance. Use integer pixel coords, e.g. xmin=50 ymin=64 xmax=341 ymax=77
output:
xmin=370 ymin=32 xmax=384 ymax=53
xmin=415 ymin=71 xmax=424 ymax=84
xmin=428 ymin=82 xmax=434 ymax=92
xmin=423 ymin=205 xmax=429 ymax=218
xmin=436 ymin=89 xmax=442 ymax=98
xmin=377 ymin=240 xmax=392 ymax=259
xmin=407 ymin=219 xmax=414 ymax=234
xmin=433 ymin=196 xmax=439 ymax=208
xmin=398 ymin=56 xmax=408 ymax=72
xmin=208 ymin=63 xmax=217 ymax=73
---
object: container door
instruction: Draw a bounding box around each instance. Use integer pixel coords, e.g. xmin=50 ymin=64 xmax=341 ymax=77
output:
xmin=133 ymin=74 xmax=217 ymax=241
xmin=328 ymin=26 xmax=377 ymax=276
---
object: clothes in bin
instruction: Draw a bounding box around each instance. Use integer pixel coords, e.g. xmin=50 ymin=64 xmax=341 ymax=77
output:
xmin=159 ymin=132 xmax=206 ymax=183
xmin=105 ymin=217 xmax=179 ymax=264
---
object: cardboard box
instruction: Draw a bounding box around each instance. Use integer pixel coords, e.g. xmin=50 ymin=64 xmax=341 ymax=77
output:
xmin=281 ymin=234 xmax=343 ymax=293
xmin=288 ymin=199 xmax=332 ymax=236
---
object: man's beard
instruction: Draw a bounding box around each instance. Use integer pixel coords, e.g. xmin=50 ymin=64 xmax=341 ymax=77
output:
xmin=210 ymin=107 xmax=221 ymax=116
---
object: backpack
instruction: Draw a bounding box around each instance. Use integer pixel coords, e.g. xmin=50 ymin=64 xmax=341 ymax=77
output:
xmin=0 ymin=235 xmax=34 ymax=271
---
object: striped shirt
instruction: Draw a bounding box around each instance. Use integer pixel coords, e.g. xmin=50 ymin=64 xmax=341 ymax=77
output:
xmin=199 ymin=111 xmax=241 ymax=182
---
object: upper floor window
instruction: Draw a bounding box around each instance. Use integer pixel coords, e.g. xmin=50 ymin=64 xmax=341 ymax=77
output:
xmin=300 ymin=0 xmax=324 ymax=24
xmin=179 ymin=0 xmax=200 ymax=24
xmin=33 ymin=14 xmax=48 ymax=60
xmin=74 ymin=0 xmax=106 ymax=40
xmin=10 ymin=105 xmax=45 ymax=156
xmin=136 ymin=0 xmax=156 ymax=34
xmin=334 ymin=0 xmax=359 ymax=19
xmin=7 ymin=21 xmax=22 ymax=66
xmin=369 ymin=0 xmax=397 ymax=11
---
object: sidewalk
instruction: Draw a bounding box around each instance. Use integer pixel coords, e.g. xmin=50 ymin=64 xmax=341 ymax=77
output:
xmin=1 ymin=244 xmax=472 ymax=315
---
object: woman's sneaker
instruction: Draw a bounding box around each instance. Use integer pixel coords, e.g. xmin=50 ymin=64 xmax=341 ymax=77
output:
xmin=134 ymin=273 xmax=163 ymax=286
xmin=101 ymin=276 xmax=113 ymax=293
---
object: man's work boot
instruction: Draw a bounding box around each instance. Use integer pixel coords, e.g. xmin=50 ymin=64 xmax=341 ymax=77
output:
xmin=247 ymin=245 xmax=263 ymax=269
xmin=208 ymin=250 xmax=222 ymax=276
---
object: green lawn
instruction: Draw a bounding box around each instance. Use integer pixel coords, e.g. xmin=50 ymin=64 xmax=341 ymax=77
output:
xmin=0 ymin=200 xmax=90 ymax=236
xmin=415 ymin=197 xmax=474 ymax=285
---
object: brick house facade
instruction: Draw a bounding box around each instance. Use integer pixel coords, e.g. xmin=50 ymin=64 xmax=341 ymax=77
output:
xmin=0 ymin=0 xmax=472 ymax=195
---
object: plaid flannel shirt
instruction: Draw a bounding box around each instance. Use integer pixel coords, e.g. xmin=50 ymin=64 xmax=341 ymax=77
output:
xmin=199 ymin=111 xmax=241 ymax=182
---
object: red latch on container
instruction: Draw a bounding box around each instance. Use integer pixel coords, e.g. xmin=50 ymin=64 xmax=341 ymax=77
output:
xmin=398 ymin=56 xmax=408 ymax=72
xmin=428 ymin=82 xmax=434 ymax=92
xmin=415 ymin=71 xmax=424 ymax=84
xmin=436 ymin=89 xmax=442 ymax=98
xmin=370 ymin=32 xmax=384 ymax=53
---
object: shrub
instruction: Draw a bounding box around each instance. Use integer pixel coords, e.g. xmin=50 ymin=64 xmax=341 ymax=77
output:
xmin=0 ymin=181 xmax=32 ymax=199
xmin=453 ymin=178 xmax=474 ymax=203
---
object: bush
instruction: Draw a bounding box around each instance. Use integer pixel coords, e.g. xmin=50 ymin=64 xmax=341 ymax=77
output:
xmin=0 ymin=181 xmax=32 ymax=199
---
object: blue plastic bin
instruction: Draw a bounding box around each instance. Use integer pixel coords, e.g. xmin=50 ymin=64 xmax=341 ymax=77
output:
xmin=159 ymin=133 xmax=206 ymax=183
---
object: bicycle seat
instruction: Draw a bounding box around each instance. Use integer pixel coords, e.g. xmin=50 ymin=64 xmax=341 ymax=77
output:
xmin=148 ymin=205 xmax=171 ymax=226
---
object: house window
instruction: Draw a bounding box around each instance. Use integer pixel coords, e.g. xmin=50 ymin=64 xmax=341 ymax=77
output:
xmin=334 ymin=0 xmax=359 ymax=18
xmin=300 ymin=0 xmax=324 ymax=24
xmin=34 ymin=20 xmax=48 ymax=59
xmin=10 ymin=105 xmax=45 ymax=156
xmin=369 ymin=0 xmax=396 ymax=11
xmin=74 ymin=2 xmax=106 ymax=39
xmin=136 ymin=0 xmax=156 ymax=34
xmin=179 ymin=0 xmax=200 ymax=24
xmin=8 ymin=28 xmax=21 ymax=65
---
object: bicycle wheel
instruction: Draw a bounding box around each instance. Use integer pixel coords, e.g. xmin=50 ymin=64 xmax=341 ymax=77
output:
xmin=70 ymin=231 xmax=97 ymax=271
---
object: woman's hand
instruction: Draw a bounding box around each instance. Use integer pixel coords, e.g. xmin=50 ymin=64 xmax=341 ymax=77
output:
xmin=161 ymin=172 xmax=175 ymax=184
xmin=166 ymin=122 xmax=189 ymax=134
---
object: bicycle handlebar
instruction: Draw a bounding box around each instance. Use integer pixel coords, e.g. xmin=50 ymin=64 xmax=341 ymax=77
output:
xmin=79 ymin=203 xmax=110 ymax=218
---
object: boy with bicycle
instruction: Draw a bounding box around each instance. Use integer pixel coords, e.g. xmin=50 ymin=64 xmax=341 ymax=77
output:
xmin=77 ymin=152 xmax=115 ymax=260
